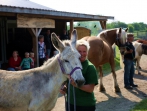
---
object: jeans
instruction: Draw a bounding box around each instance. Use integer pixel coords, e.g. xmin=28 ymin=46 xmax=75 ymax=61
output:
xmin=124 ymin=59 xmax=135 ymax=87
xmin=46 ymin=49 xmax=51 ymax=58
xmin=7 ymin=67 xmax=16 ymax=71
xmin=39 ymin=58 xmax=45 ymax=66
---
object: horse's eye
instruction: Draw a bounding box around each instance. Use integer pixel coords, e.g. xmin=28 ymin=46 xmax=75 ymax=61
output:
xmin=65 ymin=60 xmax=69 ymax=62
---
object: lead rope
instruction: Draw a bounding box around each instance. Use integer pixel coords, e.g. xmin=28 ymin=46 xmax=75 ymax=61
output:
xmin=73 ymin=84 xmax=76 ymax=111
xmin=65 ymin=79 xmax=76 ymax=111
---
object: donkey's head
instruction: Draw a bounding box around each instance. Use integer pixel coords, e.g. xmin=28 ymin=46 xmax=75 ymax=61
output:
xmin=51 ymin=29 xmax=85 ymax=87
xmin=115 ymin=28 xmax=128 ymax=55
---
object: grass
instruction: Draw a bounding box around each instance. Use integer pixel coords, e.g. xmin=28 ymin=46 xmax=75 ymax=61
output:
xmin=130 ymin=98 xmax=147 ymax=111
xmin=101 ymin=46 xmax=121 ymax=75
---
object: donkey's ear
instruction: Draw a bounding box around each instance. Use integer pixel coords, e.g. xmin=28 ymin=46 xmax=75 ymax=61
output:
xmin=51 ymin=33 xmax=64 ymax=52
xmin=70 ymin=29 xmax=78 ymax=47
xmin=125 ymin=28 xmax=128 ymax=32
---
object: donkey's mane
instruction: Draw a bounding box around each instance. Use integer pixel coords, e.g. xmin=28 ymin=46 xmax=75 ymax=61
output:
xmin=43 ymin=56 xmax=56 ymax=66
xmin=62 ymin=40 xmax=70 ymax=47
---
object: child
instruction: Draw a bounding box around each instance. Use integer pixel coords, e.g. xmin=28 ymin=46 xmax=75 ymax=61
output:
xmin=38 ymin=35 xmax=46 ymax=66
xmin=30 ymin=52 xmax=35 ymax=68
xmin=19 ymin=52 xmax=33 ymax=70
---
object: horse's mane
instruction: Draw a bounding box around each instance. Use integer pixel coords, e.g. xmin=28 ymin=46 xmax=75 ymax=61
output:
xmin=98 ymin=28 xmax=118 ymax=37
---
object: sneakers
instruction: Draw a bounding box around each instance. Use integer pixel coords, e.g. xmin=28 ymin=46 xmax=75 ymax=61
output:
xmin=124 ymin=86 xmax=133 ymax=89
xmin=124 ymin=84 xmax=138 ymax=89
xmin=130 ymin=84 xmax=138 ymax=87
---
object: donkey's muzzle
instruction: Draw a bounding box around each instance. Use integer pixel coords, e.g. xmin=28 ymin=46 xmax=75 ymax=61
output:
xmin=76 ymin=79 xmax=85 ymax=87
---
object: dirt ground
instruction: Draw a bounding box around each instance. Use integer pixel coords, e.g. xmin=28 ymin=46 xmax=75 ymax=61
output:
xmin=52 ymin=55 xmax=147 ymax=111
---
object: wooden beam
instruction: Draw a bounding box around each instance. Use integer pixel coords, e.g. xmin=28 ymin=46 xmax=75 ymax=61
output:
xmin=38 ymin=28 xmax=42 ymax=37
xmin=31 ymin=28 xmax=36 ymax=37
xmin=100 ymin=21 xmax=107 ymax=30
xmin=103 ymin=21 xmax=106 ymax=29
xmin=29 ymin=28 xmax=42 ymax=67
xmin=17 ymin=14 xmax=55 ymax=28
xmin=0 ymin=12 xmax=16 ymax=17
xmin=70 ymin=19 xmax=74 ymax=39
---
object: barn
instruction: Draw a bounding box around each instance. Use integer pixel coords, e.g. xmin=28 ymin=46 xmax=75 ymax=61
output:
xmin=0 ymin=0 xmax=114 ymax=68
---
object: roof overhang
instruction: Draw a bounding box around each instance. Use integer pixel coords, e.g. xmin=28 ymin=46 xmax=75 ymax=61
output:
xmin=0 ymin=6 xmax=114 ymax=21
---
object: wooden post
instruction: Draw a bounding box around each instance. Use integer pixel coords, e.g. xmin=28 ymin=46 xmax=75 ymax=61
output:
xmin=103 ymin=21 xmax=106 ymax=29
xmin=28 ymin=28 xmax=42 ymax=67
xmin=70 ymin=19 xmax=74 ymax=39
xmin=100 ymin=21 xmax=106 ymax=30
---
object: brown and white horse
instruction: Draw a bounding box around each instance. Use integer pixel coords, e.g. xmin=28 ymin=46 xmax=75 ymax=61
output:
xmin=133 ymin=40 xmax=147 ymax=74
xmin=0 ymin=30 xmax=85 ymax=111
xmin=80 ymin=28 xmax=128 ymax=92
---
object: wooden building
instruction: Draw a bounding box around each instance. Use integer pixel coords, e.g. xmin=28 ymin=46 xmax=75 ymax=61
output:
xmin=0 ymin=0 xmax=114 ymax=68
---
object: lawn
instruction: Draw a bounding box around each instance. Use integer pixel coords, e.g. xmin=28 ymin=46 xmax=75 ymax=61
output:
xmin=130 ymin=98 xmax=147 ymax=111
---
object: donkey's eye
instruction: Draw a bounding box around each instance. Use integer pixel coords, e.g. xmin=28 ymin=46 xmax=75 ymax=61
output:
xmin=65 ymin=60 xmax=69 ymax=62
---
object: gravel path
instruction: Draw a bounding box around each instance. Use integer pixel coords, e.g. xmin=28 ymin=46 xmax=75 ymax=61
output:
xmin=52 ymin=55 xmax=147 ymax=111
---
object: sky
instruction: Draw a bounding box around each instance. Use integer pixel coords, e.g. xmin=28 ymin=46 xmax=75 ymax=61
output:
xmin=30 ymin=0 xmax=147 ymax=24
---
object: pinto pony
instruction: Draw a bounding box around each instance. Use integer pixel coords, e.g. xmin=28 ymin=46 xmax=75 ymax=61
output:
xmin=137 ymin=39 xmax=147 ymax=45
xmin=80 ymin=28 xmax=128 ymax=92
xmin=133 ymin=40 xmax=147 ymax=74
xmin=0 ymin=30 xmax=85 ymax=111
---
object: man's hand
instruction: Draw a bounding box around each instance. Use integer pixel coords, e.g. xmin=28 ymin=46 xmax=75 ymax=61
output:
xmin=129 ymin=49 xmax=133 ymax=53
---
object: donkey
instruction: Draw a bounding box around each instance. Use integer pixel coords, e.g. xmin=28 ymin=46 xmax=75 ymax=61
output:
xmin=0 ymin=30 xmax=85 ymax=111
xmin=80 ymin=28 xmax=128 ymax=92
xmin=133 ymin=40 xmax=147 ymax=74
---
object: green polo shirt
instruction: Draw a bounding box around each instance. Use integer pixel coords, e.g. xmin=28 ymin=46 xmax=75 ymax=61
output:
xmin=68 ymin=59 xmax=98 ymax=106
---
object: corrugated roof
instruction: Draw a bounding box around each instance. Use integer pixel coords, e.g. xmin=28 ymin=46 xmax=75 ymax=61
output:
xmin=0 ymin=0 xmax=114 ymax=21
xmin=0 ymin=0 xmax=55 ymax=10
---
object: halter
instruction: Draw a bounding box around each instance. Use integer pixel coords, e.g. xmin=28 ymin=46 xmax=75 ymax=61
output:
xmin=58 ymin=55 xmax=81 ymax=111
xmin=57 ymin=56 xmax=81 ymax=76
xmin=116 ymin=33 xmax=121 ymax=47
xmin=116 ymin=32 xmax=125 ymax=48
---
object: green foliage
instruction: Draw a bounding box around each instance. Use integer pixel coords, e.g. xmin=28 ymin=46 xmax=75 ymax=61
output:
xmin=106 ymin=21 xmax=128 ymax=29
xmin=68 ymin=21 xmax=147 ymax=36
xmin=106 ymin=21 xmax=147 ymax=33
xmin=128 ymin=25 xmax=134 ymax=32
xmin=132 ymin=22 xmax=141 ymax=31
xmin=130 ymin=98 xmax=147 ymax=111
xmin=72 ymin=21 xmax=102 ymax=36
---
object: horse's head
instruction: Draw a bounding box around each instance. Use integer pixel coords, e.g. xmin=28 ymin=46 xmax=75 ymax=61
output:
xmin=51 ymin=30 xmax=85 ymax=87
xmin=115 ymin=28 xmax=128 ymax=55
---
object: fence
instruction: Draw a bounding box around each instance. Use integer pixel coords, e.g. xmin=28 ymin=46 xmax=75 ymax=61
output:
xmin=133 ymin=31 xmax=147 ymax=40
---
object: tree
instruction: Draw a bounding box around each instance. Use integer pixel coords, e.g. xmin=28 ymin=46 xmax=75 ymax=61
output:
xmin=131 ymin=23 xmax=141 ymax=31
xmin=106 ymin=23 xmax=113 ymax=29
xmin=128 ymin=25 xmax=134 ymax=32
xmin=106 ymin=21 xmax=128 ymax=29
xmin=138 ymin=22 xmax=147 ymax=31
